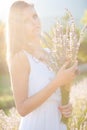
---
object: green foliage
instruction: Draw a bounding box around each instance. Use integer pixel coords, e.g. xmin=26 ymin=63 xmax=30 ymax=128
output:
xmin=0 ymin=21 xmax=8 ymax=74
xmin=0 ymin=96 xmax=15 ymax=115
xmin=81 ymin=10 xmax=87 ymax=24
xmin=0 ymin=74 xmax=15 ymax=114
xmin=78 ymin=32 xmax=87 ymax=63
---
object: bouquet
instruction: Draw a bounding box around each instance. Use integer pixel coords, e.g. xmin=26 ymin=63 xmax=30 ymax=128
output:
xmin=42 ymin=9 xmax=87 ymax=72
xmin=41 ymin=9 xmax=87 ymax=123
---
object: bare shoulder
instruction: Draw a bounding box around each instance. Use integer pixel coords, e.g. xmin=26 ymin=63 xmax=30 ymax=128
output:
xmin=10 ymin=51 xmax=30 ymax=73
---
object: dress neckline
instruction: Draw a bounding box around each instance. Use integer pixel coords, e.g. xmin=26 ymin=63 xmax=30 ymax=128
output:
xmin=23 ymin=49 xmax=54 ymax=74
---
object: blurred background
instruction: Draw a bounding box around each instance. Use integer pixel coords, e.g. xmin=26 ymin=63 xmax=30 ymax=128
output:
xmin=0 ymin=0 xmax=87 ymax=129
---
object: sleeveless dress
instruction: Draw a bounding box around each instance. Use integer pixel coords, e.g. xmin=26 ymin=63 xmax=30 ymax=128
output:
xmin=19 ymin=50 xmax=67 ymax=130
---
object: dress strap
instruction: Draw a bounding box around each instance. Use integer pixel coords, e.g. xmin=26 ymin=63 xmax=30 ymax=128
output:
xmin=22 ymin=50 xmax=32 ymax=65
xmin=22 ymin=50 xmax=37 ymax=71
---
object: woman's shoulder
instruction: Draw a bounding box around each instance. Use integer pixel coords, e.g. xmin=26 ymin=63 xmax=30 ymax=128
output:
xmin=10 ymin=50 xmax=30 ymax=72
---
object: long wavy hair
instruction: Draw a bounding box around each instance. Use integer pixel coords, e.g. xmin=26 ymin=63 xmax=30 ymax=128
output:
xmin=6 ymin=1 xmax=33 ymax=66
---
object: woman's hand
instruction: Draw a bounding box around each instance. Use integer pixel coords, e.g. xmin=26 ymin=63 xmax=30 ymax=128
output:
xmin=58 ymin=103 xmax=72 ymax=118
xmin=55 ymin=60 xmax=78 ymax=86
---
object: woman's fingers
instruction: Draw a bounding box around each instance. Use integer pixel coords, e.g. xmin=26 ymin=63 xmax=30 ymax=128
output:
xmin=67 ymin=60 xmax=78 ymax=77
xmin=59 ymin=103 xmax=72 ymax=111
xmin=62 ymin=111 xmax=72 ymax=118
xmin=59 ymin=104 xmax=72 ymax=118
xmin=61 ymin=60 xmax=71 ymax=70
xmin=71 ymin=60 xmax=78 ymax=72
xmin=61 ymin=59 xmax=78 ymax=70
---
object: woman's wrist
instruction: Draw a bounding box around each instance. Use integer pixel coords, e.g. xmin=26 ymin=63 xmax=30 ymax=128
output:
xmin=51 ymin=77 xmax=62 ymax=89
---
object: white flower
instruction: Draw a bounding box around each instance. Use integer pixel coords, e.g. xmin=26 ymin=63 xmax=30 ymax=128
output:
xmin=70 ymin=78 xmax=87 ymax=104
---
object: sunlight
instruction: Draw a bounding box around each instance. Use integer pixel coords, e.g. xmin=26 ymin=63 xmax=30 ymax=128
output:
xmin=0 ymin=1 xmax=87 ymax=130
xmin=0 ymin=1 xmax=10 ymax=22
xmin=0 ymin=0 xmax=36 ymax=23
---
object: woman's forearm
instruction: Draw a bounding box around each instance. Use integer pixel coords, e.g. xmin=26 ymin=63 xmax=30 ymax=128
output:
xmin=17 ymin=78 xmax=60 ymax=116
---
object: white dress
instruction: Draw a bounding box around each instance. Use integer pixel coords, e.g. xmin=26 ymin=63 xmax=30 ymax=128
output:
xmin=19 ymin=50 xmax=67 ymax=130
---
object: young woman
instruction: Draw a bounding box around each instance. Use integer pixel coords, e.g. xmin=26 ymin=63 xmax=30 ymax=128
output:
xmin=6 ymin=1 xmax=78 ymax=130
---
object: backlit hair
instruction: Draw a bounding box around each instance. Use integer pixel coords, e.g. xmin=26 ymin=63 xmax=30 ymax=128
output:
xmin=6 ymin=0 xmax=34 ymax=65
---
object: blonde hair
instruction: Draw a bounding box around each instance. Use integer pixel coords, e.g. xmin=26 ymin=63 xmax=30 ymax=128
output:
xmin=6 ymin=0 xmax=33 ymax=65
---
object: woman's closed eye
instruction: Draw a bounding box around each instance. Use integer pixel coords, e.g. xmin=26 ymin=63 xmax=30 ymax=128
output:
xmin=33 ymin=14 xmax=38 ymax=19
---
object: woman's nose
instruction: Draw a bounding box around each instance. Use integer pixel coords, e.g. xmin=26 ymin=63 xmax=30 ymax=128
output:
xmin=36 ymin=18 xmax=41 ymax=26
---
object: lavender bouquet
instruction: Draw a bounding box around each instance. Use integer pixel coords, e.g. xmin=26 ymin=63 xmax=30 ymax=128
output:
xmin=41 ymin=9 xmax=87 ymax=124
xmin=42 ymin=9 xmax=87 ymax=73
xmin=41 ymin=9 xmax=87 ymax=108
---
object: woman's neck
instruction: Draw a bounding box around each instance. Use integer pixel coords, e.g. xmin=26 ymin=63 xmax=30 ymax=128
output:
xmin=24 ymin=41 xmax=48 ymax=63
xmin=25 ymin=40 xmax=42 ymax=55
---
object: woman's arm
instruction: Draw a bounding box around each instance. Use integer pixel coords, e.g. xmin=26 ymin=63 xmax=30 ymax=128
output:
xmin=10 ymin=51 xmax=77 ymax=116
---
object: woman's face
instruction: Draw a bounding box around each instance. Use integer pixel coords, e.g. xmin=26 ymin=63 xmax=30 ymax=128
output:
xmin=22 ymin=6 xmax=41 ymax=41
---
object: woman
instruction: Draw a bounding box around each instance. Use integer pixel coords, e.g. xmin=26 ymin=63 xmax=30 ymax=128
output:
xmin=6 ymin=1 xmax=78 ymax=130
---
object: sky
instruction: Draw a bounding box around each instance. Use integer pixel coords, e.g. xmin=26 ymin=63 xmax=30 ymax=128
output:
xmin=34 ymin=0 xmax=87 ymax=31
xmin=0 ymin=0 xmax=87 ymax=31
xmin=34 ymin=0 xmax=87 ymax=18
